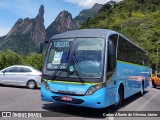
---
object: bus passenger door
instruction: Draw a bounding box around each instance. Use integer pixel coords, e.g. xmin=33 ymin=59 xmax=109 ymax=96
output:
xmin=106 ymin=39 xmax=117 ymax=104
xmin=107 ymin=40 xmax=116 ymax=80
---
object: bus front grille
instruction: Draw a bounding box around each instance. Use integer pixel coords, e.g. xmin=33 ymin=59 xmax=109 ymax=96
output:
xmin=51 ymin=90 xmax=85 ymax=96
xmin=52 ymin=96 xmax=84 ymax=104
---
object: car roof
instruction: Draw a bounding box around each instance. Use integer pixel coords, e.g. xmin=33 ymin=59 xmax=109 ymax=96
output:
xmin=2 ymin=65 xmax=41 ymax=72
xmin=10 ymin=65 xmax=32 ymax=68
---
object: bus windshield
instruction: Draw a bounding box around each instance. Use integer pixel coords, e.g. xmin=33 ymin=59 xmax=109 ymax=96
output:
xmin=45 ymin=38 xmax=105 ymax=82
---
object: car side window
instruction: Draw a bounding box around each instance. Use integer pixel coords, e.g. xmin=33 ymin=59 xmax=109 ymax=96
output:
xmin=18 ymin=67 xmax=32 ymax=73
xmin=5 ymin=67 xmax=19 ymax=72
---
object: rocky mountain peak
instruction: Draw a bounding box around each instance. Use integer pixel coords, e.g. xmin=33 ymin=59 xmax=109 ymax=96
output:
xmin=5 ymin=18 xmax=34 ymax=38
xmin=5 ymin=4 xmax=46 ymax=43
xmin=46 ymin=10 xmax=76 ymax=39
xmin=39 ymin=5 xmax=44 ymax=15
xmin=91 ymin=3 xmax=103 ymax=12
xmin=35 ymin=5 xmax=44 ymax=23
xmin=0 ymin=3 xmax=102 ymax=54
xmin=0 ymin=5 xmax=46 ymax=54
xmin=55 ymin=10 xmax=72 ymax=22
xmin=60 ymin=10 xmax=70 ymax=15
xmin=33 ymin=4 xmax=46 ymax=44
xmin=74 ymin=3 xmax=103 ymax=28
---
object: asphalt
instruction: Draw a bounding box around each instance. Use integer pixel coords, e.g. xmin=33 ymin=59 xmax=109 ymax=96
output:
xmin=0 ymin=83 xmax=160 ymax=120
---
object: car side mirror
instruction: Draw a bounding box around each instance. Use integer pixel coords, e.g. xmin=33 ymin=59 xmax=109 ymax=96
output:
xmin=2 ymin=70 xmax=6 ymax=73
xmin=39 ymin=41 xmax=49 ymax=53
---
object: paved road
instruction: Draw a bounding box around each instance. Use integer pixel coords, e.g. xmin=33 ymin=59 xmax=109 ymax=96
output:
xmin=0 ymin=83 xmax=160 ymax=120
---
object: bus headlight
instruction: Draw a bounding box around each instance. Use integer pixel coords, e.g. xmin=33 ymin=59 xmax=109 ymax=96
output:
xmin=41 ymin=79 xmax=50 ymax=91
xmin=86 ymin=83 xmax=106 ymax=95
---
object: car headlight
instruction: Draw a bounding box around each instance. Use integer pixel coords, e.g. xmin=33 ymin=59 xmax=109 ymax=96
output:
xmin=41 ymin=79 xmax=50 ymax=91
xmin=86 ymin=83 xmax=106 ymax=95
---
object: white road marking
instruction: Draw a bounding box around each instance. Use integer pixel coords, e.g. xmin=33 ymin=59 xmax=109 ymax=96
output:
xmin=136 ymin=92 xmax=159 ymax=111
xmin=109 ymin=117 xmax=114 ymax=120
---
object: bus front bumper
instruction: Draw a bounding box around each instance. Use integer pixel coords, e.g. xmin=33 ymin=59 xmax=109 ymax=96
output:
xmin=41 ymin=84 xmax=108 ymax=108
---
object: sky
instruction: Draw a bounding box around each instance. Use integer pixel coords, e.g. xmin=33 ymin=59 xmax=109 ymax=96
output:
xmin=0 ymin=0 xmax=119 ymax=37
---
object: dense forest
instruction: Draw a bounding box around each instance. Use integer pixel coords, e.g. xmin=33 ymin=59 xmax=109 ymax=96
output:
xmin=82 ymin=0 xmax=160 ymax=70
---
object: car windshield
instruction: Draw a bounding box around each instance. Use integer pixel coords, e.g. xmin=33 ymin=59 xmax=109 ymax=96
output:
xmin=45 ymin=38 xmax=105 ymax=81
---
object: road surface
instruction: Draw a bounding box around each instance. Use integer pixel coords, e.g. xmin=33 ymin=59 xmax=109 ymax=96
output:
xmin=0 ymin=83 xmax=160 ymax=120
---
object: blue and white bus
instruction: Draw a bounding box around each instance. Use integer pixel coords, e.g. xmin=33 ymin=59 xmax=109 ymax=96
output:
xmin=40 ymin=29 xmax=151 ymax=108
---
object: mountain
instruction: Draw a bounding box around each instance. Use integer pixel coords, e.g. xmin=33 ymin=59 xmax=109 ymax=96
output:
xmin=46 ymin=3 xmax=103 ymax=39
xmin=0 ymin=36 xmax=6 ymax=46
xmin=0 ymin=5 xmax=46 ymax=54
xmin=46 ymin=10 xmax=76 ymax=39
xmin=81 ymin=0 xmax=160 ymax=64
xmin=74 ymin=3 xmax=103 ymax=28
xmin=0 ymin=3 xmax=102 ymax=54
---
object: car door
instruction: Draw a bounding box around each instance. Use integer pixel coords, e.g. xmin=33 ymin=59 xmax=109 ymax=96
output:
xmin=0 ymin=67 xmax=18 ymax=84
xmin=0 ymin=71 xmax=5 ymax=83
xmin=15 ymin=67 xmax=32 ymax=85
xmin=156 ymin=74 xmax=160 ymax=86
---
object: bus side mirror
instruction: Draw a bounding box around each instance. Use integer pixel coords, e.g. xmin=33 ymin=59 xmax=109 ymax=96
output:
xmin=39 ymin=41 xmax=49 ymax=53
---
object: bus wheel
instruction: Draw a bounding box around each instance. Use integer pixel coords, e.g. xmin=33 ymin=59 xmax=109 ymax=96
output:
xmin=152 ymin=81 xmax=156 ymax=88
xmin=112 ymin=88 xmax=123 ymax=110
xmin=139 ymin=81 xmax=144 ymax=96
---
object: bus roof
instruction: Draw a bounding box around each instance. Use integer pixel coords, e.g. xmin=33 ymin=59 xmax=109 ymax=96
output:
xmin=51 ymin=29 xmax=116 ymax=39
xmin=50 ymin=29 xmax=148 ymax=54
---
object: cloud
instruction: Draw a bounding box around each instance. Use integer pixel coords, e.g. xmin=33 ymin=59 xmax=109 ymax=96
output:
xmin=65 ymin=0 xmax=120 ymax=8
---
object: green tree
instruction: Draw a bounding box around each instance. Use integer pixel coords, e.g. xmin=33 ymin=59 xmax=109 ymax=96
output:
xmin=0 ymin=50 xmax=23 ymax=70
xmin=24 ymin=53 xmax=44 ymax=71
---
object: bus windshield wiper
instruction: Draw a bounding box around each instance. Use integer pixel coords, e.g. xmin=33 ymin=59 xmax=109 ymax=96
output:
xmin=72 ymin=49 xmax=85 ymax=83
xmin=52 ymin=63 xmax=64 ymax=80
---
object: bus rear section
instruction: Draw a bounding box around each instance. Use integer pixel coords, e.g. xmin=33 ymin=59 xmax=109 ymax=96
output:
xmin=40 ymin=29 xmax=151 ymax=109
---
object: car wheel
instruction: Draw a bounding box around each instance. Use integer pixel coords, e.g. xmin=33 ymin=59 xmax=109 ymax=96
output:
xmin=152 ymin=80 xmax=156 ymax=88
xmin=27 ymin=80 xmax=37 ymax=89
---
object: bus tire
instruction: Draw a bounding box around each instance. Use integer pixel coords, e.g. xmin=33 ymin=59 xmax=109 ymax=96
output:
xmin=139 ymin=81 xmax=144 ymax=96
xmin=112 ymin=87 xmax=123 ymax=110
xmin=152 ymin=80 xmax=156 ymax=88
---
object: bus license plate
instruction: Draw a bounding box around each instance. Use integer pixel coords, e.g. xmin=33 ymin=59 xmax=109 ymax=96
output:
xmin=61 ymin=96 xmax=72 ymax=101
